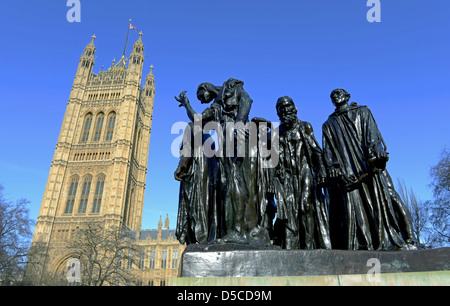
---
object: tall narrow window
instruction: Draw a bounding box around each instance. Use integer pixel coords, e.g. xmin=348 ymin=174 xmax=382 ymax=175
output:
xmin=123 ymin=188 xmax=134 ymax=227
xmin=91 ymin=175 xmax=105 ymax=213
xmin=81 ymin=114 xmax=93 ymax=142
xmin=161 ymin=250 xmax=167 ymax=269
xmin=127 ymin=250 xmax=133 ymax=269
xmin=105 ymin=112 xmax=116 ymax=141
xmin=138 ymin=250 xmax=145 ymax=270
xmin=134 ymin=129 xmax=141 ymax=160
xmin=117 ymin=251 xmax=122 ymax=269
xmin=172 ymin=250 xmax=178 ymax=269
xmin=93 ymin=113 xmax=104 ymax=142
xmin=64 ymin=176 xmax=79 ymax=214
xmin=149 ymin=250 xmax=155 ymax=269
xmin=78 ymin=175 xmax=92 ymax=214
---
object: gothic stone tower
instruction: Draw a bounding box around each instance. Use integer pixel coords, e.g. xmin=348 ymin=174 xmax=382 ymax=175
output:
xmin=30 ymin=33 xmax=155 ymax=275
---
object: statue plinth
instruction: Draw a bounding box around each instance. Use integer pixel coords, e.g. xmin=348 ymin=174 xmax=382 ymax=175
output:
xmin=179 ymin=245 xmax=450 ymax=278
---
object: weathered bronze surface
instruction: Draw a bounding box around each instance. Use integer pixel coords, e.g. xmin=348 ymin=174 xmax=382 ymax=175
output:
xmin=174 ymin=84 xmax=418 ymax=252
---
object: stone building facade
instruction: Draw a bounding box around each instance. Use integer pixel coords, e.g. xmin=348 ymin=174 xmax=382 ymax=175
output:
xmin=27 ymin=32 xmax=185 ymax=285
xmin=130 ymin=215 xmax=186 ymax=286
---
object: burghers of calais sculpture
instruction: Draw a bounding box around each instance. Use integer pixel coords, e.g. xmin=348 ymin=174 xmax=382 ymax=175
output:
xmin=174 ymin=79 xmax=271 ymax=246
xmin=213 ymin=78 xmax=271 ymax=246
xmin=322 ymin=89 xmax=418 ymax=250
xmin=273 ymin=96 xmax=331 ymax=250
xmin=174 ymin=83 xmax=223 ymax=244
xmin=174 ymin=80 xmax=418 ymax=252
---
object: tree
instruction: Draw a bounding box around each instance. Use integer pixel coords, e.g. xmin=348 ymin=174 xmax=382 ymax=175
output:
xmin=428 ymin=148 xmax=450 ymax=247
xmin=65 ymin=222 xmax=140 ymax=286
xmin=397 ymin=179 xmax=435 ymax=248
xmin=23 ymin=240 xmax=56 ymax=286
xmin=0 ymin=185 xmax=33 ymax=285
xmin=397 ymin=148 xmax=450 ymax=249
xmin=397 ymin=179 xmax=432 ymax=248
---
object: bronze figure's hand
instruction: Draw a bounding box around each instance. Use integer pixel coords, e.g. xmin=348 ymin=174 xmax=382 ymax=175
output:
xmin=174 ymin=90 xmax=189 ymax=108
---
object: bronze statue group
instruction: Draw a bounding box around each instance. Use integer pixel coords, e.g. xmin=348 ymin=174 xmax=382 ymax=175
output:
xmin=174 ymin=78 xmax=418 ymax=251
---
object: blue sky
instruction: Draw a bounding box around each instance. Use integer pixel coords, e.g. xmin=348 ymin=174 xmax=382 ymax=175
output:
xmin=0 ymin=1 xmax=449 ymax=230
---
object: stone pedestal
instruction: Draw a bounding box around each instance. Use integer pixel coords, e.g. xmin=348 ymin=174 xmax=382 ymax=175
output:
xmin=170 ymin=271 xmax=450 ymax=286
xmin=171 ymin=245 xmax=450 ymax=285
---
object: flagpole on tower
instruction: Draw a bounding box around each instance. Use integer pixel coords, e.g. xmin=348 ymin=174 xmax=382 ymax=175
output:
xmin=123 ymin=19 xmax=132 ymax=58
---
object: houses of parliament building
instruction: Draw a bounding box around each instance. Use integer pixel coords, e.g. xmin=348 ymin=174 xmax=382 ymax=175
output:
xmin=27 ymin=31 xmax=186 ymax=285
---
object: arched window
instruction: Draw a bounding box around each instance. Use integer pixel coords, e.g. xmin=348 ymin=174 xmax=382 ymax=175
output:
xmin=64 ymin=176 xmax=79 ymax=214
xmin=91 ymin=175 xmax=105 ymax=213
xmin=93 ymin=113 xmax=104 ymax=142
xmin=81 ymin=113 xmax=93 ymax=142
xmin=105 ymin=112 xmax=116 ymax=141
xmin=78 ymin=175 xmax=92 ymax=214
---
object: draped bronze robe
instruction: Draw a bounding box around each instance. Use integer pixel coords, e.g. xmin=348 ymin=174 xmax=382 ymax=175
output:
xmin=274 ymin=119 xmax=331 ymax=250
xmin=175 ymin=122 xmax=222 ymax=244
xmin=322 ymin=104 xmax=416 ymax=250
